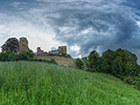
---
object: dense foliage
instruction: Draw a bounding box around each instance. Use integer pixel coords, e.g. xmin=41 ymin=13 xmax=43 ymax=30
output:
xmin=1 ymin=37 xmax=19 ymax=53
xmin=0 ymin=50 xmax=57 ymax=64
xmin=0 ymin=50 xmax=34 ymax=61
xmin=75 ymin=58 xmax=84 ymax=69
xmin=30 ymin=58 xmax=57 ymax=64
xmin=48 ymin=53 xmax=71 ymax=58
xmin=84 ymin=48 xmax=140 ymax=88
xmin=0 ymin=62 xmax=140 ymax=104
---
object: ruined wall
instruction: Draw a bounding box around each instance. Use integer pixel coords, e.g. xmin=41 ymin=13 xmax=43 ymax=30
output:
xmin=34 ymin=56 xmax=76 ymax=67
xmin=37 ymin=47 xmax=44 ymax=55
xmin=19 ymin=37 xmax=74 ymax=67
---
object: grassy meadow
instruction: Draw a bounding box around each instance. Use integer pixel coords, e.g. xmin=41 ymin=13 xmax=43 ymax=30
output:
xmin=0 ymin=61 xmax=140 ymax=105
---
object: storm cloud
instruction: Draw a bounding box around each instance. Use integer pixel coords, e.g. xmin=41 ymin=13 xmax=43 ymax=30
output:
xmin=42 ymin=0 xmax=140 ymax=58
xmin=0 ymin=0 xmax=140 ymax=62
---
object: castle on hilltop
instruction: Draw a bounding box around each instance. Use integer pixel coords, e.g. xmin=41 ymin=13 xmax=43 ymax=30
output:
xmin=19 ymin=37 xmax=75 ymax=67
xmin=19 ymin=37 xmax=69 ymax=56
xmin=36 ymin=46 xmax=69 ymax=56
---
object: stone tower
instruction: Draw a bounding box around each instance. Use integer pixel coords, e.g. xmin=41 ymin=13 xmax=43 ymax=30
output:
xmin=37 ymin=47 xmax=44 ymax=55
xmin=58 ymin=46 xmax=67 ymax=55
xmin=19 ymin=37 xmax=29 ymax=53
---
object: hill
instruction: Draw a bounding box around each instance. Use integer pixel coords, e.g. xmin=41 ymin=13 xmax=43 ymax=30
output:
xmin=0 ymin=62 xmax=140 ymax=105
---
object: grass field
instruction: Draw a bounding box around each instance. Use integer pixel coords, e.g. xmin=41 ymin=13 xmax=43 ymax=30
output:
xmin=0 ymin=61 xmax=140 ymax=105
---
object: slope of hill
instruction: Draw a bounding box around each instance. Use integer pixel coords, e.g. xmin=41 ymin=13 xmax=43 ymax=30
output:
xmin=0 ymin=61 xmax=140 ymax=105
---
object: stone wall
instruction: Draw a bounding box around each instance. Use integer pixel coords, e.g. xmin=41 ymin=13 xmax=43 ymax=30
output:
xmin=34 ymin=56 xmax=76 ymax=67
xmin=37 ymin=47 xmax=44 ymax=55
xmin=19 ymin=37 xmax=29 ymax=53
xmin=58 ymin=46 xmax=67 ymax=54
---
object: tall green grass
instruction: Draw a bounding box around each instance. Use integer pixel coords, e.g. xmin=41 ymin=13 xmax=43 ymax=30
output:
xmin=0 ymin=61 xmax=140 ymax=105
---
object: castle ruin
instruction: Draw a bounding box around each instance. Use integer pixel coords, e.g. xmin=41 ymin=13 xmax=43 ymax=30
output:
xmin=18 ymin=37 xmax=75 ymax=67
xmin=19 ymin=37 xmax=68 ymax=56
xmin=58 ymin=46 xmax=67 ymax=55
xmin=19 ymin=37 xmax=29 ymax=53
xmin=36 ymin=46 xmax=67 ymax=56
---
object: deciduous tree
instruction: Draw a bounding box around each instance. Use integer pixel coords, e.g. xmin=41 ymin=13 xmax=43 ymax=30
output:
xmin=1 ymin=37 xmax=19 ymax=53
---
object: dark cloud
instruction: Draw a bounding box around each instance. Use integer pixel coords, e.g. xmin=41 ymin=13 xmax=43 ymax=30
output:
xmin=46 ymin=2 xmax=140 ymax=60
xmin=128 ymin=0 xmax=140 ymax=9
xmin=1 ymin=0 xmax=140 ymax=62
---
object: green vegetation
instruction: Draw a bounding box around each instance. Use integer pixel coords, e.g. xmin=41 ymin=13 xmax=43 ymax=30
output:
xmin=0 ymin=61 xmax=140 ymax=104
xmin=81 ymin=48 xmax=140 ymax=89
xmin=30 ymin=58 xmax=57 ymax=64
xmin=0 ymin=50 xmax=57 ymax=65
xmin=0 ymin=50 xmax=35 ymax=61
xmin=75 ymin=58 xmax=84 ymax=69
xmin=48 ymin=53 xmax=71 ymax=58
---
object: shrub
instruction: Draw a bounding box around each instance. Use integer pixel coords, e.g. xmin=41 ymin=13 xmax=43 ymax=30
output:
xmin=0 ymin=50 xmax=56 ymax=65
xmin=29 ymin=58 xmax=57 ymax=65
xmin=87 ymin=68 xmax=96 ymax=72
xmin=19 ymin=50 xmax=35 ymax=60
xmin=75 ymin=58 xmax=84 ymax=69
xmin=123 ymin=76 xmax=135 ymax=84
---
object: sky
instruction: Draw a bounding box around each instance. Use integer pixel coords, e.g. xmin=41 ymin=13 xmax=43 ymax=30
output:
xmin=0 ymin=0 xmax=140 ymax=62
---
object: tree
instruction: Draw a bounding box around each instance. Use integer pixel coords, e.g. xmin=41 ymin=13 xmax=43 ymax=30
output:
xmin=101 ymin=49 xmax=114 ymax=74
xmin=1 ymin=37 xmax=19 ymax=53
xmin=19 ymin=50 xmax=35 ymax=60
xmin=75 ymin=58 xmax=84 ymax=69
xmin=88 ymin=50 xmax=99 ymax=69
xmin=0 ymin=50 xmax=18 ymax=61
xmin=102 ymin=49 xmax=114 ymax=60
xmin=86 ymin=48 xmax=139 ymax=80
xmin=112 ymin=56 xmax=124 ymax=78
xmin=111 ymin=48 xmax=138 ymax=79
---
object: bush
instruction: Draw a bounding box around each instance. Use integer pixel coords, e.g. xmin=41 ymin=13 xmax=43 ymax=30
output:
xmin=49 ymin=59 xmax=57 ymax=64
xmin=85 ymin=48 xmax=140 ymax=88
xmin=0 ymin=50 xmax=18 ymax=61
xmin=87 ymin=68 xmax=96 ymax=72
xmin=48 ymin=53 xmax=71 ymax=58
xmin=29 ymin=58 xmax=57 ymax=65
xmin=18 ymin=50 xmax=35 ymax=60
xmin=0 ymin=50 xmax=57 ymax=65
xmin=133 ymin=74 xmax=140 ymax=90
xmin=75 ymin=58 xmax=84 ymax=69
xmin=123 ymin=76 xmax=135 ymax=84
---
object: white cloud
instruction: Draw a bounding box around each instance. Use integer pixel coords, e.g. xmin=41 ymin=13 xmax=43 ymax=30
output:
xmin=71 ymin=45 xmax=80 ymax=52
xmin=0 ymin=13 xmax=61 ymax=52
xmin=10 ymin=2 xmax=23 ymax=10
xmin=137 ymin=21 xmax=140 ymax=27
xmin=11 ymin=2 xmax=20 ymax=8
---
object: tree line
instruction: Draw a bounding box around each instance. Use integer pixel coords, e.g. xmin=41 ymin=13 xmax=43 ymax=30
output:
xmin=76 ymin=48 xmax=140 ymax=89
xmin=0 ymin=49 xmax=57 ymax=64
